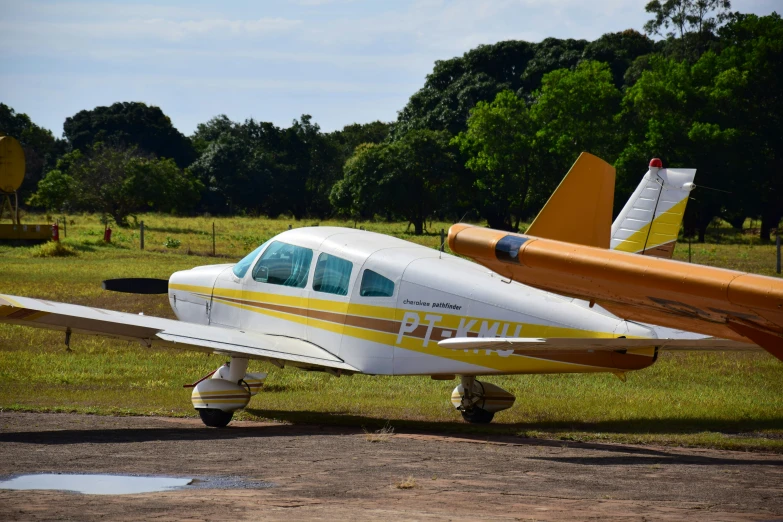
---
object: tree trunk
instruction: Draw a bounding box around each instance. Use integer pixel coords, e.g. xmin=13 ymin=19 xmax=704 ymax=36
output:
xmin=760 ymin=209 xmax=780 ymax=242
xmin=728 ymin=215 xmax=746 ymax=231
xmin=413 ymin=219 xmax=423 ymax=235
xmin=485 ymin=211 xmax=507 ymax=231
xmin=698 ymin=223 xmax=707 ymax=243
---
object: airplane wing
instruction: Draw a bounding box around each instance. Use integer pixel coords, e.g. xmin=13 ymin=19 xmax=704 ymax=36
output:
xmin=448 ymin=153 xmax=783 ymax=362
xmin=438 ymin=336 xmax=760 ymax=353
xmin=0 ymin=293 xmax=358 ymax=372
xmin=448 ymin=224 xmax=783 ymax=362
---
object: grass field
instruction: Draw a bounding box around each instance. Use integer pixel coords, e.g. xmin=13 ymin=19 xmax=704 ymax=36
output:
xmin=1 ymin=213 xmax=782 ymax=451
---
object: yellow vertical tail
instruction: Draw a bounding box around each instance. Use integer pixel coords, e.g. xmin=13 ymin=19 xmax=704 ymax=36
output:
xmin=526 ymin=152 xmax=615 ymax=248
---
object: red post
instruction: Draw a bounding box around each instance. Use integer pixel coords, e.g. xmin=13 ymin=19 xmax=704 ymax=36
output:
xmin=103 ymin=227 xmax=112 ymax=243
xmin=51 ymin=222 xmax=59 ymax=242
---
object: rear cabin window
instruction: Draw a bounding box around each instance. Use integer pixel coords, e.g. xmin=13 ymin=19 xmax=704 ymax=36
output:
xmin=313 ymin=253 xmax=353 ymax=296
xmin=252 ymin=241 xmax=313 ymax=288
xmin=360 ymin=270 xmax=395 ymax=297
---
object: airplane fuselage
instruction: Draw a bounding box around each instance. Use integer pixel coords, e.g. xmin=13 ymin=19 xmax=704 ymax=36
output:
xmin=169 ymin=227 xmax=659 ymax=376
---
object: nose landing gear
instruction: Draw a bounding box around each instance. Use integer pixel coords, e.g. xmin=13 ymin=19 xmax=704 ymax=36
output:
xmin=188 ymin=357 xmax=268 ymax=428
xmin=198 ymin=408 xmax=235 ymax=428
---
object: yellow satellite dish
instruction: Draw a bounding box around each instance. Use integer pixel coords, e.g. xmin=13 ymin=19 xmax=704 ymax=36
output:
xmin=0 ymin=136 xmax=26 ymax=193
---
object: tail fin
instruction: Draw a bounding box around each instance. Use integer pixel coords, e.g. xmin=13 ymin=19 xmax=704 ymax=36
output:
xmin=526 ymin=152 xmax=615 ymax=248
xmin=610 ymin=160 xmax=695 ymax=259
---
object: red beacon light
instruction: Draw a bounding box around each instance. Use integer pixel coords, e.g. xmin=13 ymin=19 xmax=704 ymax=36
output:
xmin=649 ymin=158 xmax=663 ymax=169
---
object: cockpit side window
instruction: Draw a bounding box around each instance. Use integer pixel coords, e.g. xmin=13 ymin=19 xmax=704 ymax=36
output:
xmin=233 ymin=240 xmax=269 ymax=278
xmin=360 ymin=269 xmax=394 ymax=297
xmin=313 ymin=253 xmax=352 ymax=296
xmin=252 ymin=241 xmax=313 ymax=288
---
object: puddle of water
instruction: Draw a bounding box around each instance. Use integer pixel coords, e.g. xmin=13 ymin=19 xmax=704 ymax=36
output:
xmin=0 ymin=474 xmax=192 ymax=495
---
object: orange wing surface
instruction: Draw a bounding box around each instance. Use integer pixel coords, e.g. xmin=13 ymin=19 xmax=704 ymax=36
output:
xmin=448 ymin=225 xmax=783 ymax=361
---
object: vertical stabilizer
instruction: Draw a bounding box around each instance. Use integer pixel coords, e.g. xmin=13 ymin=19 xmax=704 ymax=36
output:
xmin=610 ymin=159 xmax=695 ymax=258
xmin=526 ymin=152 xmax=615 ymax=248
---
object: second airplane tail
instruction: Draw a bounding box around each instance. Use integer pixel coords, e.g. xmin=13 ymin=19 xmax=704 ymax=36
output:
xmin=610 ymin=159 xmax=696 ymax=259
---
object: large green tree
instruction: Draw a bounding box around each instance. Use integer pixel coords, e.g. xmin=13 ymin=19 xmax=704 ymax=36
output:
xmin=581 ymin=30 xmax=656 ymax=88
xmin=452 ymin=91 xmax=534 ymax=231
xmin=328 ymin=121 xmax=391 ymax=161
xmin=191 ymin=114 xmax=238 ymax=155
xmin=331 ymin=130 xmax=459 ymax=234
xmin=189 ymin=115 xmax=343 ymax=219
xmin=644 ymin=0 xmax=732 ymax=60
xmin=383 ymin=130 xmax=461 ymax=234
xmin=286 ymin=115 xmax=343 ymax=220
xmin=30 ymin=144 xmax=201 ymax=226
xmin=63 ymin=102 xmax=196 ymax=168
xmin=530 ymin=60 xmax=623 ymax=194
xmin=330 ymin=143 xmax=392 ymax=222
xmin=188 ymin=123 xmax=283 ymax=216
xmin=395 ymin=40 xmax=548 ymax=137
xmin=618 ymin=12 xmax=783 ymax=241
xmin=616 ymin=55 xmax=738 ymax=240
xmin=704 ymin=12 xmax=783 ymax=240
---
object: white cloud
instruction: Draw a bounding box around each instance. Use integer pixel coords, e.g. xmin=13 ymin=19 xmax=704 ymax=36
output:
xmin=0 ymin=17 xmax=302 ymax=46
xmin=1 ymin=72 xmax=417 ymax=95
xmin=131 ymin=17 xmax=303 ymax=41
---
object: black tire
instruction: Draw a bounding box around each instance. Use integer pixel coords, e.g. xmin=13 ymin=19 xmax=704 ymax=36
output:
xmin=461 ymin=408 xmax=495 ymax=424
xmin=198 ymin=408 xmax=234 ymax=428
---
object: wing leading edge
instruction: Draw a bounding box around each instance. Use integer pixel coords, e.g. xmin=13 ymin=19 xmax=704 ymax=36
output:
xmin=0 ymin=293 xmax=358 ymax=372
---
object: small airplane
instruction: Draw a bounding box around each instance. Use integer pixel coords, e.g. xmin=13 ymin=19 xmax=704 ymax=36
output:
xmin=0 ymin=154 xmax=777 ymax=428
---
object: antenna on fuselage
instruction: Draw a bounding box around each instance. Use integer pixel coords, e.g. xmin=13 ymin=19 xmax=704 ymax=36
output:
xmin=440 ymin=212 xmax=469 ymax=259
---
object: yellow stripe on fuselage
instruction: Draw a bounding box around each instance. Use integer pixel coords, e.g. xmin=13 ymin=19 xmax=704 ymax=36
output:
xmin=171 ymin=283 xmax=654 ymax=373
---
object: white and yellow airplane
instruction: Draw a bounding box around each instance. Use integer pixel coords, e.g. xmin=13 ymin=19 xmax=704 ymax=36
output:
xmin=0 ymin=154 xmax=775 ymax=427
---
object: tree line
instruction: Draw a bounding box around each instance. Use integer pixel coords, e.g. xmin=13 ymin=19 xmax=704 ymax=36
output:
xmin=1 ymin=2 xmax=781 ymax=240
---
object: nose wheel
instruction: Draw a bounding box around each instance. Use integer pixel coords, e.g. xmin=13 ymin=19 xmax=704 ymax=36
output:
xmin=198 ymin=408 xmax=234 ymax=428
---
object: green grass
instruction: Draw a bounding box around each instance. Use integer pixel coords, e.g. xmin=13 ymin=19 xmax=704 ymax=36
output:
xmin=1 ymin=213 xmax=781 ymax=451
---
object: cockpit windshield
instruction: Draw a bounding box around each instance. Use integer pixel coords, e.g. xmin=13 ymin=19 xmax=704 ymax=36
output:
xmin=232 ymin=240 xmax=270 ymax=278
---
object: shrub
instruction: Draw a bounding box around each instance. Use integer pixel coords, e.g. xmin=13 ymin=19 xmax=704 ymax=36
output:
xmin=30 ymin=241 xmax=78 ymax=258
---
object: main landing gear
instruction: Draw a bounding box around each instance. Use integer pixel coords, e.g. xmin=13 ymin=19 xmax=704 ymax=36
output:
xmin=451 ymin=376 xmax=515 ymax=424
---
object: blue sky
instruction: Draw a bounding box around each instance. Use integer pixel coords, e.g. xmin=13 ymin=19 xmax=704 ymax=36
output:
xmin=1 ymin=0 xmax=778 ymax=137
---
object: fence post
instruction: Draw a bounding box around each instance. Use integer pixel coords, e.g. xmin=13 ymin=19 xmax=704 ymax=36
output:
xmin=212 ymin=222 xmax=216 ymax=256
xmin=62 ymin=216 xmax=66 ymax=238
xmin=440 ymin=229 xmax=445 ymax=252
xmin=777 ymin=227 xmax=781 ymax=275
xmin=140 ymin=221 xmax=144 ymax=250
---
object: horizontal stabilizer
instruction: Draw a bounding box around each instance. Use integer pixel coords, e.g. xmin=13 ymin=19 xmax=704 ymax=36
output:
xmin=525 ymin=152 xmax=615 ymax=248
xmin=438 ymin=336 xmax=758 ymax=353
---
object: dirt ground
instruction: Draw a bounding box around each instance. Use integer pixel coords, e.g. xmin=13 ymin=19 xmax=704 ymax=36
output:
xmin=0 ymin=412 xmax=781 ymax=521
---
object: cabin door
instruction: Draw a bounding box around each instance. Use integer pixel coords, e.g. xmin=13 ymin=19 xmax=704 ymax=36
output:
xmin=306 ymin=251 xmax=353 ymax=357
xmin=239 ymin=241 xmax=313 ymax=339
